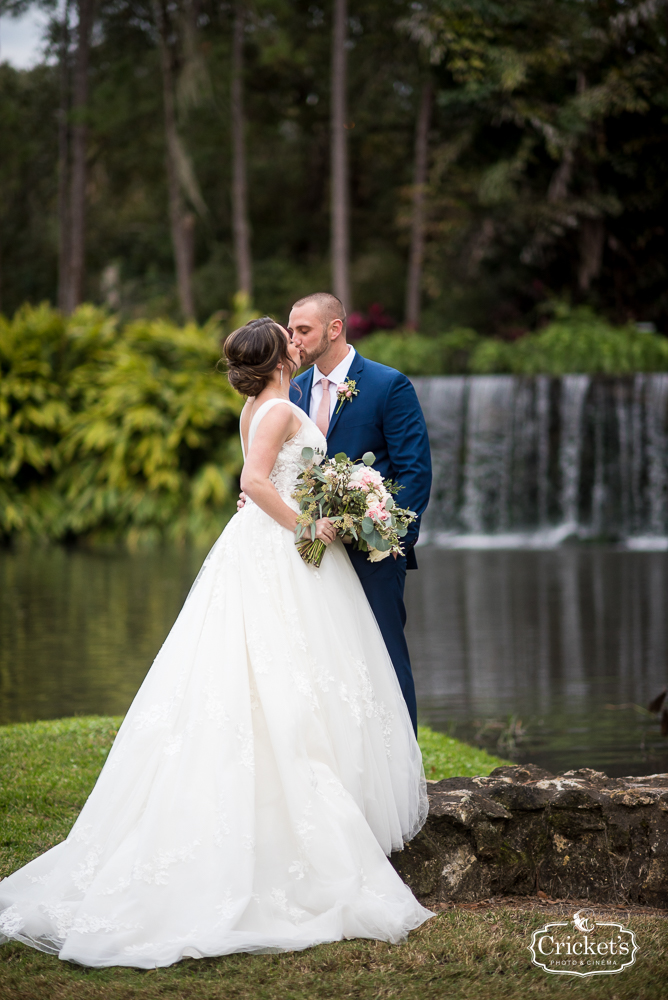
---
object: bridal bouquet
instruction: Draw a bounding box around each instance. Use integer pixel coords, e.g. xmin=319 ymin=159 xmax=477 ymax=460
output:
xmin=292 ymin=448 xmax=417 ymax=567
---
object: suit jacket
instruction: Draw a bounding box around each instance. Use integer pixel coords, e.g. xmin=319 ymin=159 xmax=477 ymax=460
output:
xmin=290 ymin=352 xmax=432 ymax=569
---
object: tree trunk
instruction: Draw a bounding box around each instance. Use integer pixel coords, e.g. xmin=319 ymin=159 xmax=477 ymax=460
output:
xmin=331 ymin=0 xmax=351 ymax=310
xmin=57 ymin=0 xmax=72 ymax=312
xmin=578 ymin=218 xmax=605 ymax=291
xmin=64 ymin=0 xmax=94 ymax=314
xmin=231 ymin=1 xmax=252 ymax=298
xmin=405 ymin=80 xmax=432 ymax=329
xmin=154 ymin=0 xmax=195 ymax=319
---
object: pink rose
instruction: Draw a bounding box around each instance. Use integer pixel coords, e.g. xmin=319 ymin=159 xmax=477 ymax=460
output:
xmin=337 ymin=383 xmax=347 ymax=394
xmin=367 ymin=501 xmax=390 ymax=522
xmin=345 ymin=390 xmax=352 ymax=398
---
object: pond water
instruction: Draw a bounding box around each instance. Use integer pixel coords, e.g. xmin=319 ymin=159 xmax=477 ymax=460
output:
xmin=1 ymin=545 xmax=667 ymax=778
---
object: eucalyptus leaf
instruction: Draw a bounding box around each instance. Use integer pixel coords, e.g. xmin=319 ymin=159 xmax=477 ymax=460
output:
xmin=362 ymin=451 xmax=376 ymax=466
xmin=362 ymin=516 xmax=374 ymax=534
xmin=334 ymin=452 xmax=348 ymax=463
xmin=301 ymin=446 xmax=314 ymax=462
xmin=384 ymin=497 xmax=394 ymax=510
xmin=373 ymin=535 xmax=391 ymax=552
xmin=311 ymin=523 xmax=316 ymax=541
xmin=397 ymin=526 xmax=407 ymax=537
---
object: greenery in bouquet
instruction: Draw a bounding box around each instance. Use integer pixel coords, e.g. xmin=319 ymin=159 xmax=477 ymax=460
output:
xmin=292 ymin=449 xmax=416 ymax=568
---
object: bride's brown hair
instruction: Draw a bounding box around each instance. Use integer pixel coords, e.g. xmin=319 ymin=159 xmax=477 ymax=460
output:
xmin=223 ymin=317 xmax=298 ymax=397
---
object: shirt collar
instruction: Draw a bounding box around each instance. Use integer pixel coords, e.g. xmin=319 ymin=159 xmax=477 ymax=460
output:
xmin=312 ymin=346 xmax=356 ymax=389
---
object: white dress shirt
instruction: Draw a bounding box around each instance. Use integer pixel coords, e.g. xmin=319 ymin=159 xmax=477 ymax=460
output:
xmin=309 ymin=347 xmax=356 ymax=424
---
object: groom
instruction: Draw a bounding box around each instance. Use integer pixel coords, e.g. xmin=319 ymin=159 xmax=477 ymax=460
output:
xmin=288 ymin=292 xmax=432 ymax=735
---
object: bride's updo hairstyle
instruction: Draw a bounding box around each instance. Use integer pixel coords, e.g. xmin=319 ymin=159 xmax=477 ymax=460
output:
xmin=223 ymin=316 xmax=297 ymax=397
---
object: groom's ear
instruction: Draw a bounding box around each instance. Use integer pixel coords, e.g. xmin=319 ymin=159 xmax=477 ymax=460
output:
xmin=328 ymin=318 xmax=345 ymax=342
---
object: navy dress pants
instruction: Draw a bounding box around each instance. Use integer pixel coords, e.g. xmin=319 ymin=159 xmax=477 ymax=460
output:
xmin=346 ymin=547 xmax=418 ymax=736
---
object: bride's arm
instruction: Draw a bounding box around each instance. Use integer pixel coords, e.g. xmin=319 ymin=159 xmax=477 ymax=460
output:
xmin=240 ymin=406 xmax=336 ymax=544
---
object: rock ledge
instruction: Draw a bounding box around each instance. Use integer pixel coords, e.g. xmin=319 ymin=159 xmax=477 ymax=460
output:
xmin=391 ymin=765 xmax=668 ymax=907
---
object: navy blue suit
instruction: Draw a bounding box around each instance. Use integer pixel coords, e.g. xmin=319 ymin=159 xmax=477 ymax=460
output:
xmin=290 ymin=352 xmax=432 ymax=734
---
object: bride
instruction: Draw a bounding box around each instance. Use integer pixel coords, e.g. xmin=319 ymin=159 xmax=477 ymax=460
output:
xmin=0 ymin=317 xmax=432 ymax=968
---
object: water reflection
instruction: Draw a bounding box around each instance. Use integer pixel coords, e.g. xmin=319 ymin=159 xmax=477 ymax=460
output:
xmin=1 ymin=546 xmax=667 ymax=777
xmin=0 ymin=548 xmax=201 ymax=725
xmin=406 ymin=547 xmax=668 ymax=776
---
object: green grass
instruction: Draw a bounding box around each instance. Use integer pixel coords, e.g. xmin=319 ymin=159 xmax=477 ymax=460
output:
xmin=1 ymin=908 xmax=666 ymax=999
xmin=2 ymin=718 xmax=666 ymax=998
xmin=418 ymin=725 xmax=509 ymax=780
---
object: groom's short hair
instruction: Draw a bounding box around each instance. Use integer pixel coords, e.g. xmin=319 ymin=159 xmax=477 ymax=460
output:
xmin=292 ymin=292 xmax=347 ymax=335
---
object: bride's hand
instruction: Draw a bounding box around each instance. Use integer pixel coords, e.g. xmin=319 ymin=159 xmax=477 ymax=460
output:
xmin=314 ymin=518 xmax=337 ymax=545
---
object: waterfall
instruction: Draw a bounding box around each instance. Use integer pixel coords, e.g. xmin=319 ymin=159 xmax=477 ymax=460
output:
xmin=559 ymin=376 xmax=590 ymax=529
xmin=412 ymin=374 xmax=668 ymax=548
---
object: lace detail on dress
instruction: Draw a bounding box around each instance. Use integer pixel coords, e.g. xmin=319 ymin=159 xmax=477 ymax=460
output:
xmin=244 ymin=400 xmax=327 ymax=509
xmin=0 ymin=905 xmax=23 ymax=936
xmin=270 ymin=888 xmax=305 ymax=924
xmin=130 ymin=841 xmax=201 ymax=887
xmin=42 ymin=902 xmax=142 ymax=937
xmin=72 ymin=849 xmax=102 ymax=892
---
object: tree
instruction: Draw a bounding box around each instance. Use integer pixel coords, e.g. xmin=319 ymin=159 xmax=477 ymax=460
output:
xmin=1 ymin=0 xmax=667 ymax=331
xmin=230 ymin=0 xmax=252 ymax=301
xmin=330 ymin=0 xmax=351 ymax=310
xmin=57 ymin=0 xmax=72 ymax=312
xmin=401 ymin=0 xmax=668 ymax=330
xmin=404 ymin=79 xmax=431 ymax=329
xmin=62 ymin=0 xmax=95 ymax=313
xmin=153 ymin=0 xmax=196 ymax=319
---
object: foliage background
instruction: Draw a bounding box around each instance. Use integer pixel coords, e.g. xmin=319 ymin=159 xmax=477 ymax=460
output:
xmin=0 ymin=0 xmax=667 ymax=332
xmin=0 ymin=304 xmax=242 ymax=545
xmin=3 ymin=304 xmax=668 ymax=545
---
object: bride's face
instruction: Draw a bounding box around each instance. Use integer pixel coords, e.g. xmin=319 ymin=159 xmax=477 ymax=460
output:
xmin=281 ymin=326 xmax=302 ymax=373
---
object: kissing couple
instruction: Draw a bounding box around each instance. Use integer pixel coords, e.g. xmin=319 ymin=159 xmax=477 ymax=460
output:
xmin=0 ymin=292 xmax=434 ymax=967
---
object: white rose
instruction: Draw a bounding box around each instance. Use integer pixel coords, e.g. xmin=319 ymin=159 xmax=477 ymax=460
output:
xmin=367 ymin=547 xmax=392 ymax=562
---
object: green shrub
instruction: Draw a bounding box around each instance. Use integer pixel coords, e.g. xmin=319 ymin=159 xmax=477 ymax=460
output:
xmin=357 ymin=327 xmax=481 ymax=375
xmin=0 ymin=304 xmax=242 ymax=545
xmin=493 ymin=308 xmax=668 ymax=375
xmin=357 ymin=308 xmax=668 ymax=377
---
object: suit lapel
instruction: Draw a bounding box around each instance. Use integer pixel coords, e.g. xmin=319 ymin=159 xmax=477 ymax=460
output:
xmin=326 ymin=352 xmax=365 ymax=442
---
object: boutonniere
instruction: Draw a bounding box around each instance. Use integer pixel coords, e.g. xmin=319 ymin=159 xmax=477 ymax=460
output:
xmin=334 ymin=378 xmax=359 ymax=414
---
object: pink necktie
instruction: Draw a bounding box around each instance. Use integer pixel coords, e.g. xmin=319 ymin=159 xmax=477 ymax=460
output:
xmin=316 ymin=378 xmax=331 ymax=437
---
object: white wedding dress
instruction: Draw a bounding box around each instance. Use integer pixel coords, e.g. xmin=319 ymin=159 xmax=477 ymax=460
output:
xmin=0 ymin=399 xmax=432 ymax=968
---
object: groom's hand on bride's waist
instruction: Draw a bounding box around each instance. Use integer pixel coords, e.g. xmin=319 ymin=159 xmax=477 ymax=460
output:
xmin=237 ymin=491 xmax=247 ymax=511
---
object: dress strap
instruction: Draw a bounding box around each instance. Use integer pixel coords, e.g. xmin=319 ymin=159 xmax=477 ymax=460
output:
xmin=247 ymin=398 xmax=297 ymax=452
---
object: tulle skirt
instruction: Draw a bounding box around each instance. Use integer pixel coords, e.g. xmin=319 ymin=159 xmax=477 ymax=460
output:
xmin=0 ymin=502 xmax=432 ymax=967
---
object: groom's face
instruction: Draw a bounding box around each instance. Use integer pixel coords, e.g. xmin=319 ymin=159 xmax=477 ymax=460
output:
xmin=288 ymin=303 xmax=329 ymax=367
